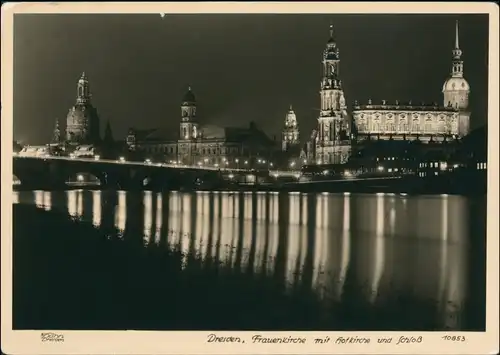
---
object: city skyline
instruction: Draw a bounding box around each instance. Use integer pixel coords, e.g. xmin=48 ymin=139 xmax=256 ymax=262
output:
xmin=14 ymin=13 xmax=489 ymax=144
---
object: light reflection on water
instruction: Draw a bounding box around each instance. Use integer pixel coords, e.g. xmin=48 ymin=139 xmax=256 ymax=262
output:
xmin=13 ymin=189 xmax=475 ymax=329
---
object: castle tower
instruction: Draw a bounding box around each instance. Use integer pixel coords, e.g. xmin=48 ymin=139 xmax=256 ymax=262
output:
xmin=442 ymin=21 xmax=471 ymax=136
xmin=66 ymin=72 xmax=100 ymax=145
xmin=179 ymin=86 xmax=199 ymax=140
xmin=315 ymin=24 xmax=351 ymax=164
xmin=282 ymin=104 xmax=300 ymax=151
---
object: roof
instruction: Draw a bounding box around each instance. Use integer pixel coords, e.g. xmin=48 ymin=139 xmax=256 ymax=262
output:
xmin=129 ymin=128 xmax=178 ymax=142
xmin=182 ymin=87 xmax=196 ymax=103
xmin=442 ymin=77 xmax=470 ymax=92
xmin=129 ymin=122 xmax=275 ymax=146
xmin=200 ymin=124 xmax=226 ymax=139
xmin=200 ymin=123 xmax=274 ymax=145
xmin=144 ymin=127 xmax=178 ymax=141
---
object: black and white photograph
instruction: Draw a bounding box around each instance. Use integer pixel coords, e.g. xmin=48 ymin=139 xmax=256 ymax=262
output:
xmin=2 ymin=2 xmax=498 ymax=354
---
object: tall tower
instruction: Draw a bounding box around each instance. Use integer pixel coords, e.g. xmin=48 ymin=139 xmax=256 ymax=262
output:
xmin=66 ymin=72 xmax=100 ymax=145
xmin=282 ymin=104 xmax=300 ymax=151
xmin=179 ymin=86 xmax=199 ymax=140
xmin=51 ymin=118 xmax=61 ymax=144
xmin=442 ymin=21 xmax=471 ymax=136
xmin=315 ymin=24 xmax=351 ymax=165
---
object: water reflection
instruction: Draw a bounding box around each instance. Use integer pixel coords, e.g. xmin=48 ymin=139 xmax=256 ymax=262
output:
xmin=13 ymin=189 xmax=473 ymax=329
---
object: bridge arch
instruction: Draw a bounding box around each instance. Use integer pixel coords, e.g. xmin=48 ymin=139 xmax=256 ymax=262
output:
xmin=65 ymin=172 xmax=103 ymax=187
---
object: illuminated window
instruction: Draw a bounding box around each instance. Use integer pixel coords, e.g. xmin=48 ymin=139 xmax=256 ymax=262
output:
xmin=399 ymin=120 xmax=408 ymax=132
xmin=412 ymin=119 xmax=420 ymax=133
xmin=357 ymin=119 xmax=367 ymax=132
xmin=424 ymin=119 xmax=433 ymax=133
xmin=437 ymin=120 xmax=446 ymax=133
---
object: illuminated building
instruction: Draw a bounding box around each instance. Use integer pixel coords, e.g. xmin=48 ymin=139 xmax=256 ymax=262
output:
xmin=127 ymin=87 xmax=276 ymax=167
xmin=313 ymin=25 xmax=352 ymax=165
xmin=352 ymin=21 xmax=471 ymax=143
xmin=65 ymin=72 xmax=101 ymax=145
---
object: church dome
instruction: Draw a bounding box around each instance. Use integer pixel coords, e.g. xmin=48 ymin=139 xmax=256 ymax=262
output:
xmin=442 ymin=77 xmax=470 ymax=92
xmin=182 ymin=87 xmax=196 ymax=103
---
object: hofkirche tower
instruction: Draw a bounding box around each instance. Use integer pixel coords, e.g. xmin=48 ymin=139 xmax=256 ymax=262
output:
xmin=315 ymin=24 xmax=351 ymax=165
xmin=66 ymin=72 xmax=101 ymax=145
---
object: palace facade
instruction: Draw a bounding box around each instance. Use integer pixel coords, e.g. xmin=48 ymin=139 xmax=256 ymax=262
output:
xmin=127 ymin=87 xmax=277 ymax=167
xmin=351 ymin=21 xmax=471 ymax=143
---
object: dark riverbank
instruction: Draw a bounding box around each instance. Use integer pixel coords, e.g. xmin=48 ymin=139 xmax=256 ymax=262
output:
xmin=13 ymin=203 xmax=485 ymax=331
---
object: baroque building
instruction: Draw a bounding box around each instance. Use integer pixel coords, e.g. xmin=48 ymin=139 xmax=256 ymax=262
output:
xmin=66 ymin=72 xmax=101 ymax=145
xmin=352 ymin=21 xmax=471 ymax=143
xmin=127 ymin=87 xmax=276 ymax=167
xmin=314 ymin=25 xmax=352 ymax=165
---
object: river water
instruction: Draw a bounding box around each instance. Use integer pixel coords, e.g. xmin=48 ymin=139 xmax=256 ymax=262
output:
xmin=13 ymin=189 xmax=486 ymax=330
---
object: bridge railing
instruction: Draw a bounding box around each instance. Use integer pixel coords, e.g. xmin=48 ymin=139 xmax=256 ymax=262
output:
xmin=13 ymin=155 xmax=291 ymax=175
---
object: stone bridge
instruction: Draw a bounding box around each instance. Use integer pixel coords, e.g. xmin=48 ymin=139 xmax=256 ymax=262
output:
xmin=13 ymin=156 xmax=271 ymax=190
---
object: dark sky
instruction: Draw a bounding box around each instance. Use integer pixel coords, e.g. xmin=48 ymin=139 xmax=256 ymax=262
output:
xmin=13 ymin=13 xmax=489 ymax=144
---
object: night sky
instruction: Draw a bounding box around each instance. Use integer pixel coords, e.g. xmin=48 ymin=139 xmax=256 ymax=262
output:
xmin=13 ymin=13 xmax=489 ymax=144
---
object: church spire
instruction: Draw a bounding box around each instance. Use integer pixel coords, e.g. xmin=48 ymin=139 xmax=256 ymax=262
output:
xmin=76 ymin=71 xmax=91 ymax=105
xmin=451 ymin=20 xmax=464 ymax=77
xmin=452 ymin=20 xmax=463 ymax=60
xmin=282 ymin=104 xmax=299 ymax=151
xmin=51 ymin=118 xmax=61 ymax=144
xmin=103 ymin=119 xmax=114 ymax=143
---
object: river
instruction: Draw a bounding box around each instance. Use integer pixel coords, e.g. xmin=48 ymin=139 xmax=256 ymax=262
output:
xmin=13 ymin=189 xmax=486 ymax=330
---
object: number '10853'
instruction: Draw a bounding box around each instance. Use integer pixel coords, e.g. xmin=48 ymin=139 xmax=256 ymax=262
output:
xmin=442 ymin=336 xmax=466 ymax=342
